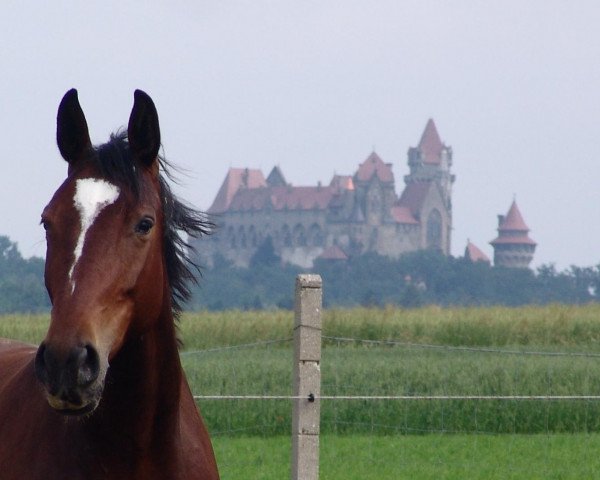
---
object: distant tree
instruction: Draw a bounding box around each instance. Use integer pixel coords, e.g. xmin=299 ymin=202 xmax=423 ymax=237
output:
xmin=188 ymin=244 xmax=600 ymax=311
xmin=249 ymin=236 xmax=280 ymax=268
xmin=0 ymin=235 xmax=49 ymax=313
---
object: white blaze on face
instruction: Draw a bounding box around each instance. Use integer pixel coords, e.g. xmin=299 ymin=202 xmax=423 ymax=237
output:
xmin=69 ymin=178 xmax=120 ymax=290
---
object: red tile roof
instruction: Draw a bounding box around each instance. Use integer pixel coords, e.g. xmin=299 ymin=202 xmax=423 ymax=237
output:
xmin=490 ymin=200 xmax=537 ymax=246
xmin=318 ymin=245 xmax=348 ymax=261
xmin=397 ymin=182 xmax=432 ymax=218
xmin=418 ymin=119 xmax=444 ymax=165
xmin=465 ymin=241 xmax=490 ymax=263
xmin=498 ymin=200 xmax=529 ymax=232
xmin=390 ymin=205 xmax=419 ymax=224
xmin=208 ymin=168 xmax=267 ymax=213
xmin=355 ymin=152 xmax=394 ymax=183
xmin=228 ymin=185 xmax=335 ymax=212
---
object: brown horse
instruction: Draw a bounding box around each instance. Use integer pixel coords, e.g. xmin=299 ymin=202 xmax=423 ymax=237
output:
xmin=0 ymin=90 xmax=219 ymax=479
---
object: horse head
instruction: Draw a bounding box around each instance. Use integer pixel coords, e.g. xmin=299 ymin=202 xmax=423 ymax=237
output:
xmin=34 ymin=90 xmax=168 ymax=415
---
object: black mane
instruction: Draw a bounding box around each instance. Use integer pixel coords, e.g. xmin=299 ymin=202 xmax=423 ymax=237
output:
xmin=93 ymin=131 xmax=212 ymax=314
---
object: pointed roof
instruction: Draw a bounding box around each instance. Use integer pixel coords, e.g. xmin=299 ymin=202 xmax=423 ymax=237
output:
xmin=490 ymin=200 xmax=537 ymax=246
xmin=498 ymin=200 xmax=529 ymax=232
xmin=464 ymin=241 xmax=490 ymax=263
xmin=355 ymin=151 xmax=394 ymax=183
xmin=208 ymin=168 xmax=267 ymax=214
xmin=330 ymin=175 xmax=355 ymax=192
xmin=266 ymin=166 xmax=287 ymax=187
xmin=418 ymin=119 xmax=444 ymax=165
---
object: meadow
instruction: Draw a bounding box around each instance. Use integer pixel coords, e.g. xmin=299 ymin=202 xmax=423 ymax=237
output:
xmin=3 ymin=304 xmax=600 ymax=478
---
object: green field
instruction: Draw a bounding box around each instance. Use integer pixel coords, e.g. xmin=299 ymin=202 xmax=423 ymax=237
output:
xmin=213 ymin=433 xmax=600 ymax=479
xmin=3 ymin=305 xmax=600 ymax=478
xmin=5 ymin=303 xmax=600 ymax=349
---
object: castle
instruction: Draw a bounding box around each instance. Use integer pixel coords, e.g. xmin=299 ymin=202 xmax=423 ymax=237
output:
xmin=201 ymin=119 xmax=455 ymax=268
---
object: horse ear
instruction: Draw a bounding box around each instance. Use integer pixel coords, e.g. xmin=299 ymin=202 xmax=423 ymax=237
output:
xmin=128 ymin=90 xmax=161 ymax=169
xmin=56 ymin=89 xmax=92 ymax=165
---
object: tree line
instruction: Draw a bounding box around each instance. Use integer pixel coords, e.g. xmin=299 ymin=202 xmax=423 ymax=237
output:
xmin=189 ymin=241 xmax=599 ymax=311
xmin=0 ymin=234 xmax=598 ymax=313
xmin=0 ymin=236 xmax=49 ymax=313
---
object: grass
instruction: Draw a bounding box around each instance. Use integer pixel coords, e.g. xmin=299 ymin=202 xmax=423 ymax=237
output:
xmin=186 ymin=343 xmax=600 ymax=436
xmin=213 ymin=433 xmax=600 ymax=479
xmin=3 ymin=306 xmax=600 ymax=476
xmin=4 ymin=306 xmax=600 ymax=435
xmin=6 ymin=303 xmax=600 ymax=350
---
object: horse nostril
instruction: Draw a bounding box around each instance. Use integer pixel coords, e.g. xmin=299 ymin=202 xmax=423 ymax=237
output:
xmin=34 ymin=342 xmax=49 ymax=384
xmin=35 ymin=343 xmax=101 ymax=389
xmin=75 ymin=344 xmax=100 ymax=387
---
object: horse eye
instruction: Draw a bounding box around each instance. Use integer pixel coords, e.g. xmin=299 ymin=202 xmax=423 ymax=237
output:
xmin=135 ymin=217 xmax=154 ymax=235
xmin=40 ymin=219 xmax=50 ymax=232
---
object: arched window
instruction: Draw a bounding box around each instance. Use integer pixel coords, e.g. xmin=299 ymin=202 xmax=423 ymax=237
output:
xmin=248 ymin=226 xmax=257 ymax=247
xmin=282 ymin=225 xmax=292 ymax=247
xmin=293 ymin=224 xmax=307 ymax=246
xmin=309 ymin=223 xmax=324 ymax=247
xmin=238 ymin=226 xmax=247 ymax=248
xmin=426 ymin=209 xmax=442 ymax=250
xmin=227 ymin=226 xmax=236 ymax=248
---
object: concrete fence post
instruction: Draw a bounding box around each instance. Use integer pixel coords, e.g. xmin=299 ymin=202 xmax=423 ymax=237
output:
xmin=292 ymin=274 xmax=322 ymax=480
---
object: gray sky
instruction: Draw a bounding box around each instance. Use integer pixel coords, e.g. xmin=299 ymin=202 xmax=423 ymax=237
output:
xmin=2 ymin=1 xmax=599 ymax=269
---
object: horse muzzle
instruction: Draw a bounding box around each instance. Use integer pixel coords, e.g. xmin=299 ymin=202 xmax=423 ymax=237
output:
xmin=34 ymin=342 xmax=104 ymax=415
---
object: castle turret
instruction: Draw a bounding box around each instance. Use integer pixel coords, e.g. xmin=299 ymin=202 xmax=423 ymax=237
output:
xmin=490 ymin=200 xmax=536 ymax=268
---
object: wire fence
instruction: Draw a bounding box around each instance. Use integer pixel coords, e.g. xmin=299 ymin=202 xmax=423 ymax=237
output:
xmin=182 ymin=276 xmax=600 ymax=478
xmin=184 ymin=327 xmax=600 ymax=478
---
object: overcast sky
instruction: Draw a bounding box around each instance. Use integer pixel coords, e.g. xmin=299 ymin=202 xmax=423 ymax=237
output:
xmin=2 ymin=1 xmax=599 ymax=269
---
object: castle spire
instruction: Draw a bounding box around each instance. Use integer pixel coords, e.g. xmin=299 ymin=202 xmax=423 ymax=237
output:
xmin=418 ymin=119 xmax=444 ymax=165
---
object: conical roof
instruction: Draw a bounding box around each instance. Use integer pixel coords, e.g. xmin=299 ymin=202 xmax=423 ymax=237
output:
xmin=464 ymin=241 xmax=490 ymax=263
xmin=418 ymin=119 xmax=444 ymax=164
xmin=490 ymin=200 xmax=536 ymax=246
xmin=498 ymin=200 xmax=529 ymax=232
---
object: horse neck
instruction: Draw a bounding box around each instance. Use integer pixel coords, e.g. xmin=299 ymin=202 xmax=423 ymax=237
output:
xmin=93 ymin=295 xmax=183 ymax=451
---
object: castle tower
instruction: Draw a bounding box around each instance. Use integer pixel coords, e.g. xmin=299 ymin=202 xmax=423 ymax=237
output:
xmin=402 ymin=119 xmax=455 ymax=254
xmin=490 ymin=200 xmax=536 ymax=268
xmin=405 ymin=119 xmax=455 ymax=210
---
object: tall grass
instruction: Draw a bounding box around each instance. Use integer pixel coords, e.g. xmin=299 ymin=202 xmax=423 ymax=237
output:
xmin=0 ymin=313 xmax=48 ymax=345
xmin=3 ymin=305 xmax=600 ymax=436
xmin=184 ymin=342 xmax=600 ymax=436
xmin=4 ymin=304 xmax=600 ymax=349
xmin=181 ymin=303 xmax=600 ymax=350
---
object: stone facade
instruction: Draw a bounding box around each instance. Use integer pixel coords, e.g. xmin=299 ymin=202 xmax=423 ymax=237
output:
xmin=199 ymin=119 xmax=455 ymax=268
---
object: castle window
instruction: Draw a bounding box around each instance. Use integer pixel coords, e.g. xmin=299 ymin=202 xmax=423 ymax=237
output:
xmin=426 ymin=209 xmax=442 ymax=250
xmin=249 ymin=226 xmax=257 ymax=247
xmin=238 ymin=226 xmax=247 ymax=248
xmin=282 ymin=225 xmax=292 ymax=247
xmin=309 ymin=223 xmax=324 ymax=247
xmin=227 ymin=226 xmax=236 ymax=248
xmin=293 ymin=224 xmax=307 ymax=246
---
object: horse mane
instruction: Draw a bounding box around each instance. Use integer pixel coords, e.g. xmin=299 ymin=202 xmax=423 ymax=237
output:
xmin=94 ymin=131 xmax=212 ymax=315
